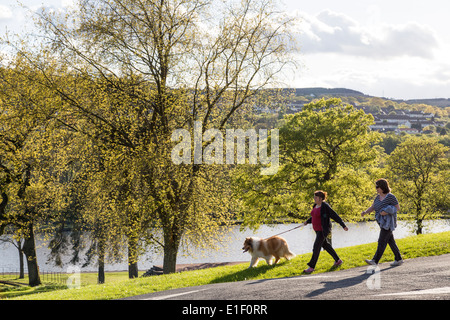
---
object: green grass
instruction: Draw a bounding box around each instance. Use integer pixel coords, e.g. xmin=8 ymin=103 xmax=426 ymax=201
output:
xmin=0 ymin=271 xmax=142 ymax=299
xmin=4 ymin=231 xmax=450 ymax=300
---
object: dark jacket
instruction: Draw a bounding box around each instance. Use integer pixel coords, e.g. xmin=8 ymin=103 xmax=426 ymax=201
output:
xmin=306 ymin=202 xmax=347 ymax=237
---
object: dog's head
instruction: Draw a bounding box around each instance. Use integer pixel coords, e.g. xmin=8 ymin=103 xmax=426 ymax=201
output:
xmin=242 ymin=237 xmax=254 ymax=253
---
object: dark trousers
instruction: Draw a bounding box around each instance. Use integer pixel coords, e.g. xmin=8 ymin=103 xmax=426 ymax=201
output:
xmin=307 ymin=231 xmax=340 ymax=269
xmin=373 ymin=228 xmax=402 ymax=263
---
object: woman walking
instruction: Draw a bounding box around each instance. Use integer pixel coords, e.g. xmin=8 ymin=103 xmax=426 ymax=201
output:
xmin=361 ymin=178 xmax=403 ymax=266
xmin=303 ymin=191 xmax=348 ymax=274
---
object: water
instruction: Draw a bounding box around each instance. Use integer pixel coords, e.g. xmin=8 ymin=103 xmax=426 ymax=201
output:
xmin=1 ymin=220 xmax=449 ymax=273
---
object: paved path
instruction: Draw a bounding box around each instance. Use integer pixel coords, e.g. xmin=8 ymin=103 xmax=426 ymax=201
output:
xmin=123 ymin=254 xmax=450 ymax=300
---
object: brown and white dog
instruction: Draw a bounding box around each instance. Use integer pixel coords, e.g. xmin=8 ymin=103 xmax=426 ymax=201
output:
xmin=242 ymin=236 xmax=296 ymax=268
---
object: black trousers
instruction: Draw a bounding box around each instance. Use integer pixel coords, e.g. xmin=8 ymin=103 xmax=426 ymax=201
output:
xmin=307 ymin=231 xmax=340 ymax=269
xmin=373 ymin=228 xmax=402 ymax=263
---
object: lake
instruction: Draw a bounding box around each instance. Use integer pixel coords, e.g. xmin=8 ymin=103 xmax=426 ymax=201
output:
xmin=1 ymin=220 xmax=449 ymax=273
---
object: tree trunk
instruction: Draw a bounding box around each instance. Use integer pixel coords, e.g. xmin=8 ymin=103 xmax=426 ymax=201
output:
xmin=163 ymin=226 xmax=180 ymax=274
xmin=128 ymin=237 xmax=139 ymax=279
xmin=98 ymin=260 xmax=105 ymax=284
xmin=22 ymin=223 xmax=41 ymax=287
xmin=416 ymin=199 xmax=423 ymax=235
xmin=128 ymin=262 xmax=138 ymax=279
xmin=98 ymin=241 xmax=105 ymax=284
xmin=416 ymin=219 xmax=423 ymax=235
xmin=18 ymin=241 xmax=24 ymax=279
xmin=163 ymin=243 xmax=178 ymax=274
xmin=0 ymin=192 xmax=8 ymax=236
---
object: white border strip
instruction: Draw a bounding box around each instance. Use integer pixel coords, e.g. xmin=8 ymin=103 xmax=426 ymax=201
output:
xmin=375 ymin=287 xmax=450 ymax=297
xmin=145 ymin=289 xmax=208 ymax=300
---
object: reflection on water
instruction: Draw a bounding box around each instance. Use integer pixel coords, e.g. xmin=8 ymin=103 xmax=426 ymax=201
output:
xmin=1 ymin=220 xmax=449 ymax=272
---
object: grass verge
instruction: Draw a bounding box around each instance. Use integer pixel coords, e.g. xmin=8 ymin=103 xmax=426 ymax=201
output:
xmin=4 ymin=231 xmax=450 ymax=300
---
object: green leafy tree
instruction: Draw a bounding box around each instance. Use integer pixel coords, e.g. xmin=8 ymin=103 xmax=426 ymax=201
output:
xmin=387 ymin=136 xmax=450 ymax=234
xmin=0 ymin=61 xmax=62 ymax=286
xmin=234 ymin=98 xmax=381 ymax=228
xmin=11 ymin=0 xmax=296 ymax=273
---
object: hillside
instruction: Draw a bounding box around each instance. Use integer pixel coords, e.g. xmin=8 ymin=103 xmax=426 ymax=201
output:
xmin=294 ymin=87 xmax=365 ymax=97
xmin=398 ymin=98 xmax=450 ymax=108
xmin=260 ymin=87 xmax=449 ymax=135
xmin=292 ymin=87 xmax=450 ymax=109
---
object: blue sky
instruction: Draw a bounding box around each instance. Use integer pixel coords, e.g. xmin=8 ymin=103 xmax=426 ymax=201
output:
xmin=1 ymin=0 xmax=449 ymax=99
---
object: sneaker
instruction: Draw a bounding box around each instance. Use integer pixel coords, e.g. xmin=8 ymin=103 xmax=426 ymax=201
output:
xmin=303 ymin=267 xmax=314 ymax=274
xmin=390 ymin=260 xmax=404 ymax=267
xmin=333 ymin=259 xmax=343 ymax=267
xmin=365 ymin=259 xmax=377 ymax=266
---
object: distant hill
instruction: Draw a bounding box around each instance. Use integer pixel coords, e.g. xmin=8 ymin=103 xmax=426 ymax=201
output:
xmin=396 ymin=98 xmax=450 ymax=108
xmin=293 ymin=87 xmax=450 ymax=108
xmin=295 ymin=87 xmax=365 ymax=97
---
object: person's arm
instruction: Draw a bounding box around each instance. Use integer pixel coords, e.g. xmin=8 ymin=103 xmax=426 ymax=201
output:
xmin=390 ymin=194 xmax=400 ymax=212
xmin=381 ymin=194 xmax=400 ymax=216
xmin=362 ymin=205 xmax=375 ymax=217
xmin=326 ymin=203 xmax=348 ymax=231
xmin=304 ymin=217 xmax=312 ymax=225
xmin=381 ymin=204 xmax=400 ymax=216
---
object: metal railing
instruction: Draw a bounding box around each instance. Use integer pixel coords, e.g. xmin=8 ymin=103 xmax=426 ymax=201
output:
xmin=0 ymin=266 xmax=68 ymax=285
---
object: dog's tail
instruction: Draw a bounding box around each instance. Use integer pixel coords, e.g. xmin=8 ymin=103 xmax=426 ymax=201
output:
xmin=284 ymin=250 xmax=296 ymax=260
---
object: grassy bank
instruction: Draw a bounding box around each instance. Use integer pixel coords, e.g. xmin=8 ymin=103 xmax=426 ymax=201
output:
xmin=4 ymin=231 xmax=450 ymax=300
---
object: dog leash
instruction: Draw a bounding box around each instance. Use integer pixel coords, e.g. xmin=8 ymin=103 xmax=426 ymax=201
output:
xmin=264 ymin=224 xmax=305 ymax=240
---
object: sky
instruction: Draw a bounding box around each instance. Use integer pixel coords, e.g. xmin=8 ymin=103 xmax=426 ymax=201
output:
xmin=282 ymin=0 xmax=450 ymax=99
xmin=0 ymin=0 xmax=449 ymax=100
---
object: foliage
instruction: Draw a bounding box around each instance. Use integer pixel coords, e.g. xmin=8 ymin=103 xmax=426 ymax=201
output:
xmin=1 ymin=0 xmax=297 ymax=275
xmin=377 ymin=132 xmax=405 ymax=154
xmin=0 ymin=59 xmax=66 ymax=286
xmin=233 ymin=98 xmax=381 ymax=229
xmin=387 ymin=136 xmax=450 ymax=234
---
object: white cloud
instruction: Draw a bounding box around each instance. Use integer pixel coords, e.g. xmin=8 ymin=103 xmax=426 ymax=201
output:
xmin=293 ymin=9 xmax=440 ymax=59
xmin=370 ymin=23 xmax=439 ymax=59
xmin=291 ymin=52 xmax=450 ymax=99
xmin=0 ymin=5 xmax=13 ymax=19
xmin=61 ymin=0 xmax=76 ymax=7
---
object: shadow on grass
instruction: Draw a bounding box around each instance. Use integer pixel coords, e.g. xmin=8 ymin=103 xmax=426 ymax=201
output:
xmin=0 ymin=284 xmax=67 ymax=299
xmin=209 ymin=258 xmax=300 ymax=285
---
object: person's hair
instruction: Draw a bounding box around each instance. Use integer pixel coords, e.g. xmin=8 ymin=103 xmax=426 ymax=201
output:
xmin=314 ymin=190 xmax=327 ymax=201
xmin=375 ymin=178 xmax=391 ymax=194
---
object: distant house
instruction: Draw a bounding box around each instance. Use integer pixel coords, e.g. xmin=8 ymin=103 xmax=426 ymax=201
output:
xmin=254 ymin=95 xmax=445 ymax=136
xmin=396 ymin=128 xmax=419 ymax=134
xmin=407 ymin=110 xmax=434 ymax=118
xmin=369 ymin=110 xmax=443 ymax=132
xmin=370 ymin=122 xmax=399 ymax=131
xmin=376 ymin=115 xmax=412 ymax=127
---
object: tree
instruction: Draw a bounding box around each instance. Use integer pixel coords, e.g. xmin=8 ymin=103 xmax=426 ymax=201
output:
xmin=0 ymin=63 xmax=61 ymax=286
xmin=387 ymin=136 xmax=450 ymax=234
xmin=280 ymin=98 xmax=378 ymax=184
xmin=0 ymin=232 xmax=25 ymax=278
xmin=233 ymin=98 xmax=381 ymax=228
xmin=378 ymin=132 xmax=405 ymax=154
xmin=15 ymin=0 xmax=295 ymax=273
